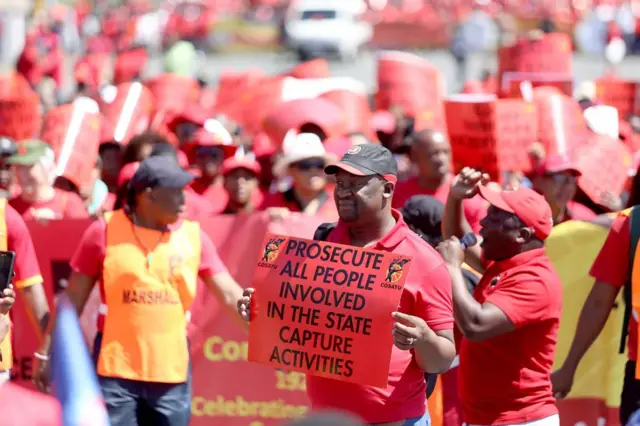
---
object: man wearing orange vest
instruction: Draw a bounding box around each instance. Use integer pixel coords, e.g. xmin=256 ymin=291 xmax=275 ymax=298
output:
xmin=0 ymin=197 xmax=51 ymax=385
xmin=552 ymin=206 xmax=640 ymax=424
xmin=35 ymin=156 xmax=246 ymax=426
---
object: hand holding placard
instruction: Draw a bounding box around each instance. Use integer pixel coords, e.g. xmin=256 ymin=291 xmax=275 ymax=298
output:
xmin=248 ymin=233 xmax=411 ymax=387
xmin=392 ymin=312 xmax=432 ymax=351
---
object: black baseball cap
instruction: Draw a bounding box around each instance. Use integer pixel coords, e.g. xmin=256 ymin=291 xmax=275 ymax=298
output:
xmin=400 ymin=195 xmax=444 ymax=246
xmin=324 ymin=144 xmax=398 ymax=183
xmin=130 ymin=156 xmax=195 ymax=192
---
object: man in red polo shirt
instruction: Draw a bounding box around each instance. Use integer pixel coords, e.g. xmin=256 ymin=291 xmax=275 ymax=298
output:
xmin=438 ymin=167 xmax=562 ymax=426
xmin=239 ymin=144 xmax=456 ymax=425
xmin=392 ymin=130 xmax=487 ymax=232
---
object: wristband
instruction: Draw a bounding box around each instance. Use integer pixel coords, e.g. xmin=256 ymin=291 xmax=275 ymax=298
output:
xmin=34 ymin=352 xmax=49 ymax=361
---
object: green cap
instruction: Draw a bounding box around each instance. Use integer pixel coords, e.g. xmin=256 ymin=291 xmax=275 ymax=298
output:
xmin=7 ymin=139 xmax=51 ymax=166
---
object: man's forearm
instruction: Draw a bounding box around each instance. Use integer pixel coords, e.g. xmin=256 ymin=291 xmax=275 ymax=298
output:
xmin=414 ymin=331 xmax=456 ymax=373
xmin=447 ymin=264 xmax=483 ymax=336
xmin=21 ymin=283 xmax=50 ymax=336
xmin=443 ymin=196 xmax=470 ymax=239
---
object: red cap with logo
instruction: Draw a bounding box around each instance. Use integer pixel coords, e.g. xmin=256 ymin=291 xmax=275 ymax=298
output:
xmin=478 ymin=184 xmax=553 ymax=240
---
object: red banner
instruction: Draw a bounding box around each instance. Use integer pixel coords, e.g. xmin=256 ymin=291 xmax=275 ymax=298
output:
xmin=8 ymin=214 xmax=625 ymax=426
xmin=249 ymin=233 xmax=410 ymax=387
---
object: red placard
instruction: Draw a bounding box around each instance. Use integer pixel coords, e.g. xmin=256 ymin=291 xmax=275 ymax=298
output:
xmin=248 ymin=233 xmax=410 ymax=387
xmin=223 ymin=76 xmax=286 ymax=136
xmin=320 ymin=90 xmax=373 ymax=138
xmin=445 ymin=95 xmax=537 ymax=182
xmin=594 ymin=78 xmax=640 ymax=120
xmin=100 ymin=82 xmax=154 ymax=145
xmin=575 ymin=134 xmax=632 ymax=203
xmin=502 ymin=72 xmax=573 ymax=98
xmin=532 ymin=90 xmax=588 ymax=157
xmin=41 ymin=100 xmax=102 ymax=187
xmin=376 ymin=51 xmax=446 ymax=132
xmin=498 ymin=33 xmax=573 ymax=96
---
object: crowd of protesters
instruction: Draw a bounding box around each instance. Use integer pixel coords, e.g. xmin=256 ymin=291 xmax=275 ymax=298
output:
xmin=2 ymin=2 xmax=640 ymax=426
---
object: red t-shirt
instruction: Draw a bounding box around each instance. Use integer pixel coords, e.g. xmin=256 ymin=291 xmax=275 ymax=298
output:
xmin=0 ymin=382 xmax=62 ymax=426
xmin=306 ymin=210 xmax=454 ymax=423
xmin=70 ymin=214 xmax=228 ymax=331
xmin=259 ymin=189 xmax=339 ymax=221
xmin=10 ymin=189 xmax=88 ymax=220
xmin=5 ymin=204 xmax=43 ymax=289
xmin=459 ymin=248 xmax=562 ymax=425
xmin=589 ymin=213 xmax=637 ymax=360
xmin=392 ymin=176 xmax=488 ymax=233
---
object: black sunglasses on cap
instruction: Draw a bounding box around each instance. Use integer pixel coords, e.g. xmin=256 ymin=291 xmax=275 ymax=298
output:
xmin=293 ymin=159 xmax=325 ymax=171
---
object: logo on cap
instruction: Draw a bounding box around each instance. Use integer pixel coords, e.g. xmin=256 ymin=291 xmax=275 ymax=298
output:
xmin=385 ymin=258 xmax=410 ymax=283
xmin=347 ymin=145 xmax=362 ymax=155
xmin=261 ymin=237 xmax=285 ymax=263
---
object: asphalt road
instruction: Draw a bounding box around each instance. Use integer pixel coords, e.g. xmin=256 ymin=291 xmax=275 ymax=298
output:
xmin=146 ymin=49 xmax=640 ymax=94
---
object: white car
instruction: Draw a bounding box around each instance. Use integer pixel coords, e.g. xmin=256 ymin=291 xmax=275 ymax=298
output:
xmin=284 ymin=0 xmax=373 ymax=62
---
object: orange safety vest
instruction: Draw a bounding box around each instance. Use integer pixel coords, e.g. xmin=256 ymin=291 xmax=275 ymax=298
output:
xmin=620 ymin=207 xmax=640 ymax=378
xmin=97 ymin=210 xmax=201 ymax=383
xmin=0 ymin=199 xmax=11 ymax=371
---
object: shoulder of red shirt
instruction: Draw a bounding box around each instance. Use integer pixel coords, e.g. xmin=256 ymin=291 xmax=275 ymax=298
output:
xmin=482 ymin=248 xmax=562 ymax=329
xmin=5 ymin=203 xmax=43 ymax=287
xmin=589 ymin=212 xmax=630 ymax=289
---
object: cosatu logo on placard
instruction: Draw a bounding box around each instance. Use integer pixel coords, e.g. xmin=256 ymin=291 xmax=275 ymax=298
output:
xmin=385 ymin=258 xmax=410 ymax=283
xmin=262 ymin=237 xmax=285 ymax=263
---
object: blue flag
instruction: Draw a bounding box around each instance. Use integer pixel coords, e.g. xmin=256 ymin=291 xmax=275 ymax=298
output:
xmin=52 ymin=294 xmax=110 ymax=426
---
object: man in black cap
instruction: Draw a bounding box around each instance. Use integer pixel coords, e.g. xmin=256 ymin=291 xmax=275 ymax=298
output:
xmin=36 ymin=156 xmax=245 ymax=426
xmin=238 ymin=144 xmax=455 ymax=425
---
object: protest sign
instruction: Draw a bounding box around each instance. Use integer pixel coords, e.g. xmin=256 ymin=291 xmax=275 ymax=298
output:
xmin=248 ymin=233 xmax=411 ymax=388
xmin=502 ymin=72 xmax=573 ymax=98
xmin=594 ymin=79 xmax=640 ymax=120
xmin=444 ymin=94 xmax=537 ymax=182
xmin=497 ymin=33 xmax=572 ymax=96
xmin=41 ymin=98 xmax=102 ymax=188
xmin=533 ymin=90 xmax=588 ymax=157
xmin=376 ymin=51 xmax=446 ymax=132
xmin=575 ymin=134 xmax=632 ymax=203
xmin=262 ymin=98 xmax=346 ymax=147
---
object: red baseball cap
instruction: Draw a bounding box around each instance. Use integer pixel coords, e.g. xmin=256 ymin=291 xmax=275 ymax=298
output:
xmin=221 ymin=157 xmax=261 ymax=176
xmin=478 ymin=184 xmax=553 ymax=240
xmin=537 ymin=154 xmax=581 ymax=176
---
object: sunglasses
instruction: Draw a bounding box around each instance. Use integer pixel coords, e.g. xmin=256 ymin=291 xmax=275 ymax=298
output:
xmin=196 ymin=146 xmax=224 ymax=159
xmin=293 ymin=159 xmax=325 ymax=171
xmin=545 ymin=173 xmax=577 ymax=185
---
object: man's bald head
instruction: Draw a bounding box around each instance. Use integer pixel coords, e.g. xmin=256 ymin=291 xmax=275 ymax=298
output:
xmin=410 ymin=129 xmax=448 ymax=147
xmin=409 ymin=129 xmax=452 ymax=182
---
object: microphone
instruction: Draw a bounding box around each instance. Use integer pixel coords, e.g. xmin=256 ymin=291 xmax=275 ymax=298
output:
xmin=460 ymin=233 xmax=478 ymax=250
